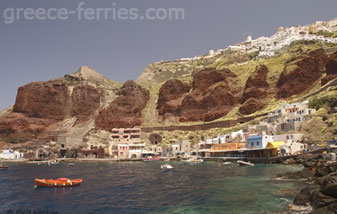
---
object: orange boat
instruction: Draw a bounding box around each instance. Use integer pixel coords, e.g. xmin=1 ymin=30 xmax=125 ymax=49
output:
xmin=35 ymin=178 xmax=83 ymax=187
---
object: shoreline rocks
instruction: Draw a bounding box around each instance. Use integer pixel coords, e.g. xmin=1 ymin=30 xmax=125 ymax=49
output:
xmin=281 ymin=149 xmax=337 ymax=214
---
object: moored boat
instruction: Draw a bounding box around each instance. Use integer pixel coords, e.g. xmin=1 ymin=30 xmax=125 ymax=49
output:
xmin=223 ymin=161 xmax=232 ymax=165
xmin=183 ymin=157 xmax=203 ymax=164
xmin=0 ymin=165 xmax=8 ymax=169
xmin=161 ymin=164 xmax=174 ymax=170
xmin=35 ymin=178 xmax=83 ymax=187
xmin=237 ymin=160 xmax=255 ymax=166
xmin=143 ymin=156 xmax=160 ymax=161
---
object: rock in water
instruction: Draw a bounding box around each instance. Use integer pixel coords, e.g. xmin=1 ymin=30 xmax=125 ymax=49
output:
xmin=321 ymin=172 xmax=337 ymax=198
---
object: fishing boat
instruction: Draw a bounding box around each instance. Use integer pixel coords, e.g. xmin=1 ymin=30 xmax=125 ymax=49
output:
xmin=35 ymin=178 xmax=83 ymax=187
xmin=0 ymin=165 xmax=8 ymax=169
xmin=223 ymin=161 xmax=232 ymax=165
xmin=183 ymin=157 xmax=203 ymax=164
xmin=160 ymin=164 xmax=174 ymax=170
xmin=143 ymin=156 xmax=160 ymax=162
xmin=237 ymin=160 xmax=255 ymax=166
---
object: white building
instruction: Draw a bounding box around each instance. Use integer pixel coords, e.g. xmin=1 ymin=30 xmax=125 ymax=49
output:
xmin=280 ymin=142 xmax=307 ymax=156
xmin=274 ymin=133 xmax=304 ymax=144
xmin=0 ymin=150 xmax=23 ymax=160
xmin=171 ymin=140 xmax=191 ymax=156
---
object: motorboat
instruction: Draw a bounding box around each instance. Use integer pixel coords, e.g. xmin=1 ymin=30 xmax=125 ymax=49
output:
xmin=161 ymin=164 xmax=174 ymax=170
xmin=35 ymin=178 xmax=83 ymax=187
xmin=183 ymin=157 xmax=203 ymax=164
xmin=223 ymin=161 xmax=232 ymax=165
xmin=0 ymin=165 xmax=8 ymax=169
xmin=143 ymin=156 xmax=160 ymax=161
xmin=48 ymin=160 xmax=59 ymax=165
xmin=68 ymin=163 xmax=75 ymax=166
xmin=237 ymin=160 xmax=255 ymax=166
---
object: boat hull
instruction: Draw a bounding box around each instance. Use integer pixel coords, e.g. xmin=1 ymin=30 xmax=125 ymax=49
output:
xmin=35 ymin=178 xmax=82 ymax=188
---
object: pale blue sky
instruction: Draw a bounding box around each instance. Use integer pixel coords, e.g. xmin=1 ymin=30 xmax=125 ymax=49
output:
xmin=1 ymin=0 xmax=337 ymax=110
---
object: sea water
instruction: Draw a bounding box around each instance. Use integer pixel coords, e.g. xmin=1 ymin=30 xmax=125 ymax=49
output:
xmin=0 ymin=162 xmax=304 ymax=214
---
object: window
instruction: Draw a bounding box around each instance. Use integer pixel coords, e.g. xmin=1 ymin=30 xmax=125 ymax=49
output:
xmin=257 ymin=141 xmax=259 ymax=146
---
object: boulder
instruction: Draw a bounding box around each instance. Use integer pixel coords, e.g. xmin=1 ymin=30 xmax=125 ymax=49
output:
xmin=311 ymin=202 xmax=337 ymax=214
xmin=310 ymin=189 xmax=337 ymax=209
xmin=294 ymin=187 xmax=318 ymax=206
xmin=321 ymin=172 xmax=337 ymax=198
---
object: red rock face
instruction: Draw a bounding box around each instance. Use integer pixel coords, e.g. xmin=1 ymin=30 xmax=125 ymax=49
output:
xmin=157 ymin=79 xmax=191 ymax=117
xmin=13 ymin=81 xmax=70 ymax=120
xmin=0 ymin=113 xmax=54 ymax=143
xmin=13 ymin=81 xmax=102 ymax=122
xmin=242 ymin=64 xmax=270 ymax=103
xmin=277 ymin=50 xmax=327 ymax=99
xmin=71 ymin=85 xmax=102 ymax=121
xmin=321 ymin=51 xmax=337 ymax=85
xmin=239 ymin=98 xmax=265 ymax=115
xmin=192 ymin=68 xmax=236 ymax=93
xmin=179 ymin=85 xmax=235 ymax=122
xmin=95 ymin=80 xmax=149 ymax=130
xmin=156 ymin=68 xmax=237 ymax=122
xmin=239 ymin=65 xmax=270 ymax=115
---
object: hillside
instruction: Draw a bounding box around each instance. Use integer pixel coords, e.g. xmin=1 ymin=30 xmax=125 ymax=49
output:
xmin=1 ymin=18 xmax=337 ymax=150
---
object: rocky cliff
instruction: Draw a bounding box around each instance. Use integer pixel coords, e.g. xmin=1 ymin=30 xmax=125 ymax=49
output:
xmin=1 ymin=28 xmax=337 ymax=148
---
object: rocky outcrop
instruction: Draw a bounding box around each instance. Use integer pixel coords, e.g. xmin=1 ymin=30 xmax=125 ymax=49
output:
xmin=178 ymin=68 xmax=237 ymax=122
xmin=13 ymin=81 xmax=70 ymax=120
xmin=95 ymin=80 xmax=149 ymax=130
xmin=285 ymin=151 xmax=337 ymax=214
xmin=192 ymin=68 xmax=236 ymax=93
xmin=321 ymin=172 xmax=337 ymax=198
xmin=239 ymin=65 xmax=270 ymax=115
xmin=0 ymin=113 xmax=54 ymax=143
xmin=157 ymin=79 xmax=191 ymax=117
xmin=155 ymin=68 xmax=237 ymax=122
xmin=277 ymin=49 xmax=327 ymax=98
xmin=71 ymin=85 xmax=102 ymax=121
xmin=239 ymin=98 xmax=265 ymax=115
xmin=321 ymin=51 xmax=337 ymax=85
xmin=179 ymin=85 xmax=235 ymax=122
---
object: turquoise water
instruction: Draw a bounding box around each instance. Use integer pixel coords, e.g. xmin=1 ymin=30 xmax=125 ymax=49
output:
xmin=0 ymin=162 xmax=303 ymax=214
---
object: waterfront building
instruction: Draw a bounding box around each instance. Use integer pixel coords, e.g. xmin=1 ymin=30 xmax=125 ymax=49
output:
xmin=78 ymin=145 xmax=105 ymax=158
xmin=171 ymin=140 xmax=191 ymax=156
xmin=108 ymin=128 xmax=144 ymax=158
xmin=246 ymin=134 xmax=274 ymax=149
xmin=273 ymin=133 xmax=304 ymax=144
xmin=110 ymin=128 xmax=142 ymax=143
xmin=117 ymin=144 xmax=129 ymax=159
xmin=279 ymin=142 xmax=307 ymax=156
xmin=0 ymin=150 xmax=23 ymax=160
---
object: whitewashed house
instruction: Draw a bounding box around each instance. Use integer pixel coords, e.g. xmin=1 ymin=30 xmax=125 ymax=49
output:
xmin=0 ymin=150 xmax=23 ymax=160
xmin=280 ymin=142 xmax=307 ymax=156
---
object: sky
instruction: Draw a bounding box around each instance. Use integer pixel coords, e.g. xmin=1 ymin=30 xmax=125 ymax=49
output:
xmin=0 ymin=0 xmax=337 ymax=110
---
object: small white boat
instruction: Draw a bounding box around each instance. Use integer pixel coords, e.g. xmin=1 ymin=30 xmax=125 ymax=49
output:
xmin=237 ymin=160 xmax=254 ymax=166
xmin=48 ymin=160 xmax=58 ymax=165
xmin=183 ymin=157 xmax=203 ymax=164
xmin=223 ymin=161 xmax=232 ymax=165
xmin=161 ymin=164 xmax=174 ymax=170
